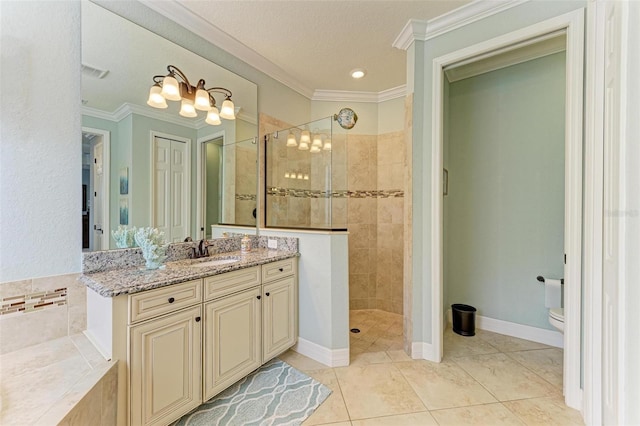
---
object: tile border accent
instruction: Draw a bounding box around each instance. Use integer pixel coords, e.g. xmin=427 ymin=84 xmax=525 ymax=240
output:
xmin=0 ymin=288 xmax=67 ymax=317
xmin=236 ymin=194 xmax=257 ymax=201
xmin=267 ymin=188 xmax=404 ymax=199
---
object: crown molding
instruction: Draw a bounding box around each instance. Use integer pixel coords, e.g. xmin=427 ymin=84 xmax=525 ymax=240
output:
xmin=312 ymin=85 xmax=406 ymax=103
xmin=82 ymin=103 xmax=256 ymax=130
xmin=139 ymin=0 xmax=315 ymax=99
xmin=392 ymin=19 xmax=430 ymax=50
xmin=393 ymin=0 xmax=529 ymax=51
xmin=378 ymin=85 xmax=407 ymax=102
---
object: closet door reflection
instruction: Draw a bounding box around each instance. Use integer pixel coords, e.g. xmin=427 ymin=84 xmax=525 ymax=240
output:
xmin=202 ymin=138 xmax=223 ymax=239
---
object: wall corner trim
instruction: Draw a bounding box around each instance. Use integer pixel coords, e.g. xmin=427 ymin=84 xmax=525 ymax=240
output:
xmin=393 ymin=0 xmax=529 ymax=51
xmin=293 ymin=337 xmax=350 ymax=368
xmin=411 ymin=341 xmax=439 ymax=362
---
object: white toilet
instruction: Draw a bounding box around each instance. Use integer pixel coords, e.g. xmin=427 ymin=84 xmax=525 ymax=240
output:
xmin=548 ymin=307 xmax=564 ymax=333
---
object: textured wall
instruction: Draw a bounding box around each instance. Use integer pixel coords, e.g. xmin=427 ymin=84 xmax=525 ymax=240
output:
xmin=0 ymin=2 xmax=82 ymax=281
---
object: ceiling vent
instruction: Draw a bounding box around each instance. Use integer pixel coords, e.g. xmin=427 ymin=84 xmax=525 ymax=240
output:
xmin=81 ymin=64 xmax=109 ymax=79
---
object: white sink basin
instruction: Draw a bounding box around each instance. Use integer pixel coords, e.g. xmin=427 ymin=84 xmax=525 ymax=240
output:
xmin=192 ymin=257 xmax=241 ymax=268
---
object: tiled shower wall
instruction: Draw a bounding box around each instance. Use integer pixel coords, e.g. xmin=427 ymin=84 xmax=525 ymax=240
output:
xmin=348 ymin=131 xmax=405 ymax=314
xmin=260 ymin=113 xmax=405 ymax=315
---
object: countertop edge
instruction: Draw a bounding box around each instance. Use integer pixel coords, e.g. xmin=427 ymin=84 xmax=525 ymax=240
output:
xmin=79 ymin=250 xmax=299 ymax=298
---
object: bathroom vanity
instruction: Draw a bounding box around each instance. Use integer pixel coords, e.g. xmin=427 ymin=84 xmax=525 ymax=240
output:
xmin=81 ymin=249 xmax=298 ymax=426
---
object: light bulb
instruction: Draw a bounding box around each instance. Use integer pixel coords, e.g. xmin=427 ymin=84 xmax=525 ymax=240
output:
xmin=179 ymin=99 xmax=197 ymax=117
xmin=147 ymin=85 xmax=167 ymax=109
xmin=304 ymin=174 xmax=309 ymax=180
xmin=298 ymin=141 xmax=309 ymax=150
xmin=323 ymin=139 xmax=332 ymax=151
xmin=284 ymin=172 xmax=290 ymax=178
xmin=219 ymin=99 xmax=235 ymax=120
xmin=297 ymin=173 xmax=303 ymax=179
xmin=310 ymin=145 xmax=321 ymax=153
xmin=194 ymin=89 xmax=211 ymax=111
xmin=312 ymin=134 xmax=322 ymax=147
xmin=160 ymin=75 xmax=181 ymax=101
xmin=300 ymin=130 xmax=311 ymax=144
xmin=205 ymin=107 xmax=221 ymax=125
xmin=286 ymin=132 xmax=297 ymax=147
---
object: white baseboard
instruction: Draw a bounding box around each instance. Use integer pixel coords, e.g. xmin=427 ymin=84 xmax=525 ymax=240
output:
xmin=411 ymin=341 xmax=439 ymax=362
xmin=475 ymin=315 xmax=564 ymax=348
xmin=292 ymin=337 xmax=350 ymax=367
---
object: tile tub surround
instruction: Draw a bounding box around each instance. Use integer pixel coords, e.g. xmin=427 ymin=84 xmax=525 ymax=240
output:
xmin=80 ymin=248 xmax=299 ymax=297
xmin=0 ymin=273 xmax=86 ymax=355
xmin=287 ymin=309 xmax=581 ymax=425
xmin=0 ymin=333 xmax=116 ymax=425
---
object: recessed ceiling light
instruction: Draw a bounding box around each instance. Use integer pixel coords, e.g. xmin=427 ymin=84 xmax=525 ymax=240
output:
xmin=350 ymin=68 xmax=366 ymax=79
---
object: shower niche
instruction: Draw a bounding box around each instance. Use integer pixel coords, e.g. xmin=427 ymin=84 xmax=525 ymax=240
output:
xmin=265 ymin=115 xmax=348 ymax=230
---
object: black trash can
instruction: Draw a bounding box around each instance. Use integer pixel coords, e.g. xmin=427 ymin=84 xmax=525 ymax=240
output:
xmin=452 ymin=304 xmax=476 ymax=336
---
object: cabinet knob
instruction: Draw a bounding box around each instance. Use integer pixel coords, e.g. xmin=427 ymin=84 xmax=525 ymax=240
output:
xmin=195 ymin=316 xmax=201 ymax=322
xmin=168 ymin=297 xmax=175 ymax=303
xmin=278 ymin=268 xmax=284 ymax=272
xmin=265 ymin=292 xmax=270 ymax=296
xmin=257 ymin=295 xmax=261 ymax=300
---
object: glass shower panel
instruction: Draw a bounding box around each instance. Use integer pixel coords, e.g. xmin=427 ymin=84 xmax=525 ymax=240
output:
xmin=266 ymin=116 xmax=347 ymax=230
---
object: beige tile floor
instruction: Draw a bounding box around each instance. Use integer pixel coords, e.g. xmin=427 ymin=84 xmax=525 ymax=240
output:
xmin=279 ymin=309 xmax=583 ymax=426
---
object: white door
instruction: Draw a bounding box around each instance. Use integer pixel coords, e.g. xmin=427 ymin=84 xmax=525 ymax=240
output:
xmin=602 ymin=1 xmax=623 ymax=423
xmin=92 ymin=140 xmax=104 ymax=250
xmin=153 ymin=136 xmax=190 ymax=242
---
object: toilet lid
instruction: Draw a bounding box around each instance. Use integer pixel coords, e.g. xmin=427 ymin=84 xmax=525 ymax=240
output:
xmin=550 ymin=308 xmax=564 ymax=322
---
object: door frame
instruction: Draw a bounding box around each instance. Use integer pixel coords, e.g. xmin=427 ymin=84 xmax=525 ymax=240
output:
xmin=196 ymin=131 xmax=225 ymax=239
xmin=430 ymin=10 xmax=585 ymax=410
xmin=82 ymin=126 xmax=110 ymax=250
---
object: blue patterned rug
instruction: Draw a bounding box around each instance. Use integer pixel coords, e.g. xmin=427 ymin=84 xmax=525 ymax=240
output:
xmin=173 ymin=359 xmax=331 ymax=426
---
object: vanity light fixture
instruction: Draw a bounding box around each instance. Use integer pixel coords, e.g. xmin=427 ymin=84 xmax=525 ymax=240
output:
xmin=147 ymin=65 xmax=235 ymax=126
xmin=286 ymin=132 xmax=297 ymax=147
xmin=298 ymin=130 xmax=311 ymax=150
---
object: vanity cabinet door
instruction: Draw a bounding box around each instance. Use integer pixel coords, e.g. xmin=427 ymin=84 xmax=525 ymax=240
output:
xmin=129 ymin=306 xmax=202 ymax=426
xmin=263 ymin=276 xmax=297 ymax=362
xmin=204 ymin=287 xmax=262 ymax=401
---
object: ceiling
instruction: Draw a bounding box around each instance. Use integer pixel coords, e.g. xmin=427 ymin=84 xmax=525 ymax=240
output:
xmin=145 ymin=0 xmax=471 ymax=98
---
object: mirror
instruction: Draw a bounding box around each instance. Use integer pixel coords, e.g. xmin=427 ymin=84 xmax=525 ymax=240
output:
xmin=81 ymin=2 xmax=258 ymax=250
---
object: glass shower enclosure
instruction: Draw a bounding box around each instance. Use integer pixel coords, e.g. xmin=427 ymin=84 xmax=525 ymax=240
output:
xmin=265 ymin=116 xmax=347 ymax=230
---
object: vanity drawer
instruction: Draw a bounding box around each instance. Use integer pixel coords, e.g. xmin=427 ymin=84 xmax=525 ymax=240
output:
xmin=261 ymin=258 xmax=296 ymax=283
xmin=204 ymin=266 xmax=260 ymax=301
xmin=129 ymin=279 xmax=202 ymax=324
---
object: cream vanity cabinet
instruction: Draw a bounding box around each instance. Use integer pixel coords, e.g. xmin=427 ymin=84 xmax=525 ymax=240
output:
xmin=203 ymin=259 xmax=298 ymax=400
xmin=86 ymin=257 xmax=298 ymax=426
xmin=128 ymin=280 xmax=203 ymax=426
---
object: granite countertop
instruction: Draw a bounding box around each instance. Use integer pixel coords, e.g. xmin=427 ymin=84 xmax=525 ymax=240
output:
xmin=80 ymin=248 xmax=299 ymax=298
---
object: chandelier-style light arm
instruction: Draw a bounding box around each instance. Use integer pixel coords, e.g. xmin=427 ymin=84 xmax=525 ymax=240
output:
xmin=166 ymin=65 xmax=192 ymax=89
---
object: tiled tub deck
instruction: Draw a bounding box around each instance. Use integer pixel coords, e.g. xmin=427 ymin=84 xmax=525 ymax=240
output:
xmin=0 ymin=333 xmax=116 ymax=425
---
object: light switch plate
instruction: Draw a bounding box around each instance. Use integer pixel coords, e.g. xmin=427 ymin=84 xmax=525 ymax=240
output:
xmin=267 ymin=239 xmax=278 ymax=249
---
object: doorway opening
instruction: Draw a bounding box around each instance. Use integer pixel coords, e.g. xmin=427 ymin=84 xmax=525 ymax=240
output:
xmin=430 ymin=10 xmax=584 ymax=409
xmin=82 ymin=127 xmax=110 ymax=251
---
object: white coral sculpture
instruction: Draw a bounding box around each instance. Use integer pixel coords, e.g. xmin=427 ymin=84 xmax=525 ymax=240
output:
xmin=111 ymin=225 xmax=138 ymax=248
xmin=134 ymin=227 xmax=167 ymax=269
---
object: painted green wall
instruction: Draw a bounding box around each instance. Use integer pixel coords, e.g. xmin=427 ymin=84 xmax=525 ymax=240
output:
xmin=444 ymin=53 xmax=566 ymax=330
xmin=409 ymin=1 xmax=586 ymax=344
